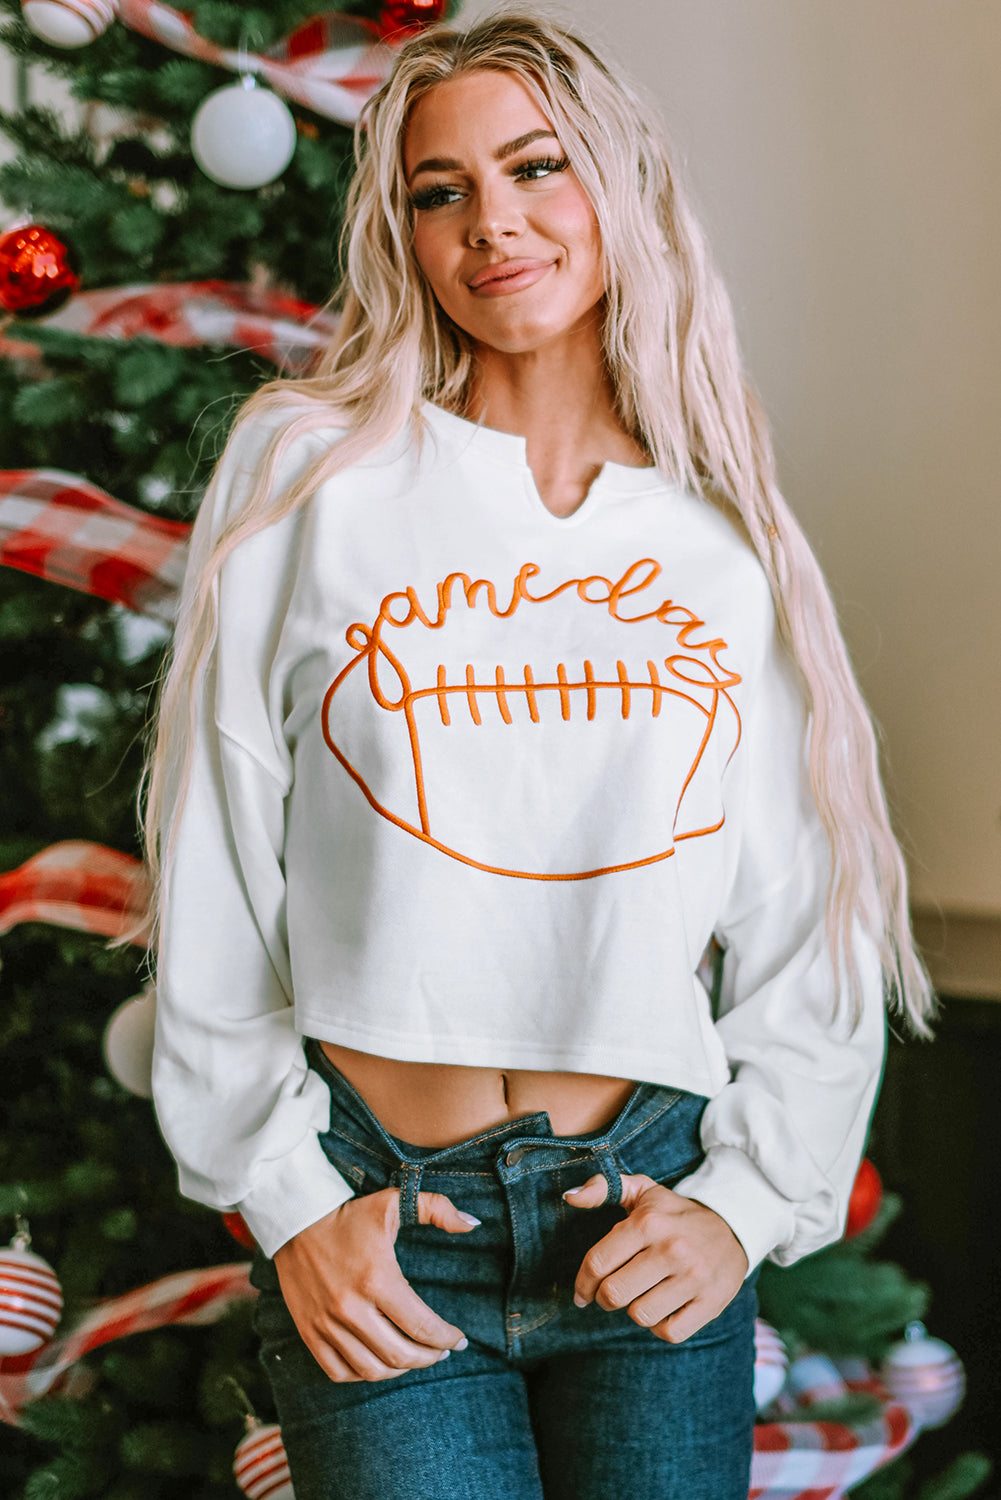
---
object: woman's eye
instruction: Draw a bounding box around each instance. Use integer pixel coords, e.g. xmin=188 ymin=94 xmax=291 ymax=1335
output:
xmin=515 ymin=155 xmax=570 ymax=181
xmin=410 ymin=156 xmax=570 ymax=212
xmin=411 ymin=184 xmax=462 ymax=211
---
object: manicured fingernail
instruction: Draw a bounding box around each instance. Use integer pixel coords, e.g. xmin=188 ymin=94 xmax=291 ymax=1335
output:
xmin=573 ymin=1293 xmax=587 ymax=1308
xmin=564 ymin=1186 xmax=584 ymax=1198
xmin=457 ymin=1211 xmax=481 ymax=1226
xmin=454 ymin=1336 xmax=468 ymax=1350
xmin=436 ymin=1348 xmax=451 ymax=1362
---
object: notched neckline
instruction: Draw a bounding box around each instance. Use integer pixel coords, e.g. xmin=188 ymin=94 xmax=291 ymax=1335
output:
xmin=420 ymin=399 xmax=667 ymax=524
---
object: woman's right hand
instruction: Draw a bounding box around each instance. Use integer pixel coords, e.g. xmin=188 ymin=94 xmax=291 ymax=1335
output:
xmin=272 ymin=1186 xmax=478 ymax=1382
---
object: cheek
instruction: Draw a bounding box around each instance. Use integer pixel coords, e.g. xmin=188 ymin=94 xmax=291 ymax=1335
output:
xmin=552 ymin=188 xmax=603 ymax=258
xmin=410 ymin=227 xmax=433 ymax=282
xmin=411 ymin=223 xmax=450 ymax=293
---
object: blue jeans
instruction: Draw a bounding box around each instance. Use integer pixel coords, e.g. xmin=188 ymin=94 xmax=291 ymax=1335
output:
xmin=250 ymin=1039 xmax=759 ymax=1500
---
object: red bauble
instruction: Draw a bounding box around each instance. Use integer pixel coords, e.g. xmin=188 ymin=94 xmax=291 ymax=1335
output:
xmin=222 ymin=1212 xmax=257 ymax=1250
xmin=844 ymin=1157 xmax=883 ymax=1238
xmin=0 ymin=224 xmax=80 ymax=318
xmin=378 ymin=0 xmax=447 ymax=39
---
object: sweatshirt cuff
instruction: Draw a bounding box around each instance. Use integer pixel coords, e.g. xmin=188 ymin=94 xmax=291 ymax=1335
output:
xmin=236 ymin=1129 xmax=357 ymax=1259
xmin=671 ymin=1144 xmax=797 ymax=1276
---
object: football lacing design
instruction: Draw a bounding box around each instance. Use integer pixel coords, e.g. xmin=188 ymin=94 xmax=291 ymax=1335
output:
xmin=414 ymin=659 xmax=689 ymax=726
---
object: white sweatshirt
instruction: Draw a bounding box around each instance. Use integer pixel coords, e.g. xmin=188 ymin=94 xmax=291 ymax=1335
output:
xmin=151 ymin=398 xmax=886 ymax=1265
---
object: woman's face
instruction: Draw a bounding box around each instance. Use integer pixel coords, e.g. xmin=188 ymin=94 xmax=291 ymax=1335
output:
xmin=402 ymin=69 xmax=606 ymax=355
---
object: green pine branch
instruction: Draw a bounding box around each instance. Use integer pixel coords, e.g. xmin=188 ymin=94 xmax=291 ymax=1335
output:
xmin=758 ymin=1195 xmax=931 ymax=1361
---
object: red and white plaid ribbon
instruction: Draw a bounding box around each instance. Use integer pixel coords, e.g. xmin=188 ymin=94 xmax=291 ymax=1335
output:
xmin=0 ymin=334 xmax=45 ymax=369
xmin=0 ymin=1262 xmax=253 ymax=1424
xmin=0 ymin=841 xmax=149 ymax=942
xmin=750 ymin=1352 xmax=918 ymax=1498
xmin=117 ymin=4 xmax=396 ymax=124
xmin=36 ymin=281 xmax=339 ymax=372
xmin=0 ymin=468 xmax=190 ymax=621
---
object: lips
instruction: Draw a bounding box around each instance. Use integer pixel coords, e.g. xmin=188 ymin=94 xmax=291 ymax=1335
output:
xmin=468 ymin=259 xmax=553 ymax=289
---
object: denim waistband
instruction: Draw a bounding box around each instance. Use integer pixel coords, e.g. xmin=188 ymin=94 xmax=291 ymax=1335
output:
xmin=304 ymin=1036 xmax=689 ymax=1175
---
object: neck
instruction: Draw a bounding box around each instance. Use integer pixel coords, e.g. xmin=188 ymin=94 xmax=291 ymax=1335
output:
xmin=462 ymin=326 xmax=650 ymax=480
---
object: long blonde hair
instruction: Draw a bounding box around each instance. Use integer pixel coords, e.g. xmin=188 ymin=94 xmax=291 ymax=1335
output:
xmin=125 ymin=4 xmax=935 ymax=1035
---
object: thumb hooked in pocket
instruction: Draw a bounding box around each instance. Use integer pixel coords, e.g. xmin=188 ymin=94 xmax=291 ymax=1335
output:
xmin=563 ymin=1172 xmax=658 ymax=1210
xmin=562 ymin=1173 xmax=611 ymax=1208
xmin=415 ymin=1189 xmax=482 ymax=1234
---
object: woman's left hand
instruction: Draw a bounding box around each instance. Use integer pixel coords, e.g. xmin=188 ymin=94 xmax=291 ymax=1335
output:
xmin=565 ymin=1173 xmax=749 ymax=1343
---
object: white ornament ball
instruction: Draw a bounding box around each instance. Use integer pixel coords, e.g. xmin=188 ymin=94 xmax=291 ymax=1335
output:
xmin=0 ymin=1240 xmax=63 ymax=1355
xmin=233 ymin=1421 xmax=295 ymax=1500
xmin=191 ymin=78 xmax=297 ymax=190
xmin=753 ymin=1318 xmax=789 ymax=1410
xmin=881 ymin=1321 xmax=966 ymax=1430
xmin=21 ymin=0 xmax=117 ymax=47
xmin=102 ymin=986 xmax=156 ymax=1097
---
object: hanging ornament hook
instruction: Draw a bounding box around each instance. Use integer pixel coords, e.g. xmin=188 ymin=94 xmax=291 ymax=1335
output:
xmin=221 ymin=1374 xmax=258 ymax=1430
xmin=236 ymin=27 xmax=264 ymax=86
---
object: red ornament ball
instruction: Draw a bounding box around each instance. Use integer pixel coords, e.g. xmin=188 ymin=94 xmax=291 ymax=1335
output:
xmin=0 ymin=223 xmax=80 ymax=318
xmin=378 ymin=0 xmax=447 ymax=40
xmin=222 ymin=1212 xmax=257 ymax=1251
xmin=844 ymin=1156 xmax=883 ymax=1238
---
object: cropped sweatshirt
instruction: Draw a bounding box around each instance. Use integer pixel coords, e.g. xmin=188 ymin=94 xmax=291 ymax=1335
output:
xmin=151 ymin=399 xmax=887 ymax=1265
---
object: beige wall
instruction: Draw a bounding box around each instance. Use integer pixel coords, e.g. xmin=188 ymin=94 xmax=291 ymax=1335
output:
xmin=5 ymin=5 xmax=1000 ymax=916
xmin=456 ymin=0 xmax=1001 ymax=918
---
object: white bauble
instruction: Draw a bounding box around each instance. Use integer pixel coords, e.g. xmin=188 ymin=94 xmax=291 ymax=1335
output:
xmin=233 ymin=1421 xmax=295 ymax=1500
xmin=21 ymin=0 xmax=117 ymax=47
xmin=191 ymin=78 xmax=297 ymax=190
xmin=753 ymin=1318 xmax=789 ymax=1410
xmin=0 ymin=1240 xmax=63 ymax=1356
xmin=881 ymin=1321 xmax=965 ymax=1430
xmin=102 ymin=985 xmax=156 ymax=1097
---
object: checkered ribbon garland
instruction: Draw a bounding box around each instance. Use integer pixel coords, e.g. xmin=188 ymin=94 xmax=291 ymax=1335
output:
xmin=0 ymin=1263 xmax=254 ymax=1424
xmin=117 ymin=3 xmax=396 ymax=124
xmin=0 ymin=840 xmax=149 ymax=942
xmin=750 ymin=1352 xmax=918 ymax=1498
xmin=0 ymin=333 xmax=45 ymax=369
xmin=36 ymin=281 xmax=340 ymax=373
xmin=0 ymin=468 xmax=190 ymax=622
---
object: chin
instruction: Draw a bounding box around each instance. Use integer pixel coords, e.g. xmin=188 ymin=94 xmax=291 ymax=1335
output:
xmin=468 ymin=313 xmax=585 ymax=356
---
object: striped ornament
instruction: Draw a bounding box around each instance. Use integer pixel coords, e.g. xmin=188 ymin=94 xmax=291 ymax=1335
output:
xmin=753 ymin=1318 xmax=789 ymax=1410
xmin=881 ymin=1322 xmax=966 ymax=1430
xmin=233 ymin=1421 xmax=295 ymax=1500
xmin=0 ymin=1242 xmax=63 ymax=1356
xmin=21 ymin=0 xmax=118 ymax=47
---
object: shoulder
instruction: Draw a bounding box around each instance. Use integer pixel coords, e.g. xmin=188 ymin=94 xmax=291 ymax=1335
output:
xmin=199 ymin=395 xmax=355 ymax=533
xmin=223 ymin=395 xmax=352 ymax=478
xmin=668 ymin=487 xmax=778 ymax=638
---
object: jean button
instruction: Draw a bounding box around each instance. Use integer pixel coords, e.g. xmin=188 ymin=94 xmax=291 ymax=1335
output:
xmin=506 ymin=1147 xmax=526 ymax=1166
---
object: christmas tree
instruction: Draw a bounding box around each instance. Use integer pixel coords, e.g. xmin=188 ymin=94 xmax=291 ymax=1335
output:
xmin=0 ymin=3 xmax=989 ymax=1496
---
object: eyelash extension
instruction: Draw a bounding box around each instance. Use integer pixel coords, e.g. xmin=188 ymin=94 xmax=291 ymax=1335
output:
xmin=411 ymin=155 xmax=571 ymax=211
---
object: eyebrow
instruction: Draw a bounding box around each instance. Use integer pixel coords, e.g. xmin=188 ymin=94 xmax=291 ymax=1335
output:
xmin=407 ymin=129 xmax=560 ymax=182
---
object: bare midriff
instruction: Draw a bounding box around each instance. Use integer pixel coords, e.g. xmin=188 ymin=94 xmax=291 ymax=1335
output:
xmin=318 ymin=1040 xmax=638 ymax=1147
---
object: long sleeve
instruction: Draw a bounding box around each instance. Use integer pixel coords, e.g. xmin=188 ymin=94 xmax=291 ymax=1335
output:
xmin=151 ymin=412 xmax=356 ymax=1258
xmin=671 ymin=608 xmax=887 ymax=1274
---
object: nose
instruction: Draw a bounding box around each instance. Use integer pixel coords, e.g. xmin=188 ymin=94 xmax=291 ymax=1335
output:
xmin=466 ymin=181 xmax=525 ymax=247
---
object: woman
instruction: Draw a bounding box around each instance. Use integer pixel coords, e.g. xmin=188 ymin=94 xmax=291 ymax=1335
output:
xmin=140 ymin=8 xmax=935 ymax=1498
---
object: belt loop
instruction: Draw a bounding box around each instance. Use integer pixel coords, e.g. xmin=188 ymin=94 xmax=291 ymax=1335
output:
xmin=391 ymin=1161 xmax=424 ymax=1227
xmin=594 ymin=1145 xmax=623 ymax=1208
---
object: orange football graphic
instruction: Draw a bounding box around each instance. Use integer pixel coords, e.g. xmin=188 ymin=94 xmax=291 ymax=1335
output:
xmin=321 ymin=558 xmax=742 ymax=880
